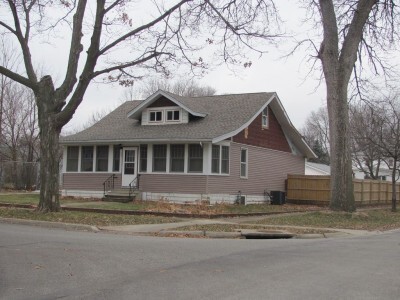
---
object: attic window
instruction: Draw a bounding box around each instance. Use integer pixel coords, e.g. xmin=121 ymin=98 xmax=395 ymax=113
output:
xmin=262 ymin=106 xmax=269 ymax=128
xmin=149 ymin=110 xmax=163 ymax=122
xmin=166 ymin=110 xmax=180 ymax=121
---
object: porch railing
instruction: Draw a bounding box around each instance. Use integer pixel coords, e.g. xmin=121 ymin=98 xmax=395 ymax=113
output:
xmin=129 ymin=174 xmax=140 ymax=200
xmin=103 ymin=174 xmax=117 ymax=196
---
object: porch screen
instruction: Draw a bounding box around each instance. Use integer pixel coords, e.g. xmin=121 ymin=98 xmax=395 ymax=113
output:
xmin=66 ymin=146 xmax=79 ymax=172
xmin=81 ymin=146 xmax=93 ymax=172
xmin=170 ymin=144 xmax=184 ymax=172
xmin=96 ymin=146 xmax=109 ymax=172
xmin=153 ymin=144 xmax=167 ymax=172
xmin=188 ymin=144 xmax=203 ymax=173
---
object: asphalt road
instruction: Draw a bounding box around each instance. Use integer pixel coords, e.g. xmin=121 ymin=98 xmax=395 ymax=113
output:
xmin=1 ymin=224 xmax=399 ymax=300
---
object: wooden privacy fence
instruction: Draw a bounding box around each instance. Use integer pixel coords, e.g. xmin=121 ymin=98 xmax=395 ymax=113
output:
xmin=286 ymin=174 xmax=400 ymax=206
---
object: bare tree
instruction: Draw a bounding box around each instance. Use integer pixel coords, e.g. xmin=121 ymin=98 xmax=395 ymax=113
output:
xmin=135 ymin=78 xmax=216 ymax=99
xmin=0 ymin=0 xmax=279 ymax=211
xmin=301 ymin=1 xmax=400 ymax=211
xmin=351 ymin=94 xmax=400 ymax=212
xmin=350 ymin=104 xmax=384 ymax=180
xmin=302 ymin=107 xmax=330 ymax=164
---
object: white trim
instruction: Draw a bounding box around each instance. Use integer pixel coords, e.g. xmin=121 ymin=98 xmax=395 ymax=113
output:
xmin=127 ymin=90 xmax=207 ymax=119
xmin=212 ymin=93 xmax=276 ymax=143
xmin=60 ymin=138 xmax=212 ymax=145
xmin=148 ymin=109 xmax=164 ymax=123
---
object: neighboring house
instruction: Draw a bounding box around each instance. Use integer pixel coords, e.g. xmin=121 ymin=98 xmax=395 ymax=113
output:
xmin=305 ymin=162 xmax=331 ymax=176
xmin=353 ymin=165 xmax=399 ymax=182
xmin=60 ymin=90 xmax=315 ymax=204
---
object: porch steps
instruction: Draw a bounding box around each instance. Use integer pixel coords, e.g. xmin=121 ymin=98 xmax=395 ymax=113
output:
xmin=103 ymin=189 xmax=140 ymax=203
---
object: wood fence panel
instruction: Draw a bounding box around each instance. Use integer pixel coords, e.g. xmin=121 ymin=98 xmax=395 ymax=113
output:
xmin=286 ymin=174 xmax=400 ymax=206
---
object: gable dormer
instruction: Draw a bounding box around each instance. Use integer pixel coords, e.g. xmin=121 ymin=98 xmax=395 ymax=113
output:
xmin=127 ymin=90 xmax=206 ymax=126
xmin=142 ymin=96 xmax=188 ymax=125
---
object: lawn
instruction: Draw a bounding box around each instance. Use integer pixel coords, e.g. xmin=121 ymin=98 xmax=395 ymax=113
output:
xmin=0 ymin=207 xmax=182 ymax=226
xmin=253 ymin=210 xmax=400 ymax=231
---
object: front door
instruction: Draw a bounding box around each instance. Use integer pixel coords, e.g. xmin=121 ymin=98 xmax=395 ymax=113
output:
xmin=122 ymin=147 xmax=137 ymax=187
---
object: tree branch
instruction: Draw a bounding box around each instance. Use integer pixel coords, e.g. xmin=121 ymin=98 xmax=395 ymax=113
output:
xmin=0 ymin=65 xmax=37 ymax=91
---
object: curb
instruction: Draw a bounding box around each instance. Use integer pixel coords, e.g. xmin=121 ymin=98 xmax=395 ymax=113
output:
xmin=0 ymin=217 xmax=100 ymax=233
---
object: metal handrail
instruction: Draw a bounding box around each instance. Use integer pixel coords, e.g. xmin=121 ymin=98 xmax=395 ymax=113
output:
xmin=103 ymin=174 xmax=117 ymax=196
xmin=129 ymin=174 xmax=140 ymax=200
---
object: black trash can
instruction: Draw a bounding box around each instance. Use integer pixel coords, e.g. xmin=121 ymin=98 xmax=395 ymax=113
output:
xmin=270 ymin=191 xmax=286 ymax=205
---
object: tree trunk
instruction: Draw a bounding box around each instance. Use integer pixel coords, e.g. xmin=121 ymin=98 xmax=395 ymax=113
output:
xmin=36 ymin=76 xmax=62 ymax=212
xmin=391 ymin=160 xmax=397 ymax=212
xmin=326 ymin=81 xmax=356 ymax=212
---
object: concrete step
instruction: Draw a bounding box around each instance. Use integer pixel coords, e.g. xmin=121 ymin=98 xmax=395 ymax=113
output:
xmin=103 ymin=190 xmax=140 ymax=203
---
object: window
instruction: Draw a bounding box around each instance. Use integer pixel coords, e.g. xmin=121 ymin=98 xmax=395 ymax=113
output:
xmin=153 ymin=144 xmax=167 ymax=172
xmin=221 ymin=146 xmax=229 ymax=174
xmin=170 ymin=144 xmax=185 ymax=172
xmin=113 ymin=145 xmax=120 ymax=172
xmin=166 ymin=110 xmax=180 ymax=121
xmin=81 ymin=146 xmax=94 ymax=172
xmin=188 ymin=144 xmax=203 ymax=173
xmin=211 ymin=145 xmax=230 ymax=174
xmin=66 ymin=146 xmax=79 ymax=172
xmin=262 ymin=106 xmax=269 ymax=128
xmin=240 ymin=148 xmax=248 ymax=178
xmin=140 ymin=144 xmax=148 ymax=172
xmin=212 ymin=145 xmax=220 ymax=173
xmin=149 ymin=111 xmax=163 ymax=122
xmin=96 ymin=146 xmax=109 ymax=172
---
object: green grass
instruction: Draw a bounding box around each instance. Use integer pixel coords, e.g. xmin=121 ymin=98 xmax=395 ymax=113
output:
xmin=0 ymin=193 xmax=40 ymax=205
xmin=0 ymin=207 xmax=182 ymax=227
xmin=253 ymin=210 xmax=400 ymax=231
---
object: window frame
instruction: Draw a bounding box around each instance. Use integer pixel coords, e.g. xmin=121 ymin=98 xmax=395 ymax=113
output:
xmin=170 ymin=144 xmax=185 ymax=172
xmin=149 ymin=110 xmax=163 ymax=123
xmin=166 ymin=109 xmax=181 ymax=122
xmin=211 ymin=145 xmax=220 ymax=174
xmin=96 ymin=145 xmax=109 ymax=172
xmin=188 ymin=144 xmax=203 ymax=173
xmin=240 ymin=148 xmax=248 ymax=179
xmin=152 ymin=144 xmax=167 ymax=172
xmin=262 ymin=106 xmax=269 ymax=128
xmin=139 ymin=144 xmax=148 ymax=173
xmin=112 ymin=145 xmax=121 ymax=172
xmin=66 ymin=146 xmax=79 ymax=172
xmin=81 ymin=146 xmax=94 ymax=172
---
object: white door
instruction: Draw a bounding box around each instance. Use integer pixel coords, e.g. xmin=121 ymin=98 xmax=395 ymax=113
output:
xmin=122 ymin=147 xmax=137 ymax=187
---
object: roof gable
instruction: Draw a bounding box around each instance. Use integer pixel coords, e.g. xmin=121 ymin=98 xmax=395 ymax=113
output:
xmin=127 ymin=90 xmax=207 ymax=119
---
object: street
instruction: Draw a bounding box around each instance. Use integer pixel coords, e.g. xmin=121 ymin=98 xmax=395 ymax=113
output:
xmin=1 ymin=223 xmax=399 ymax=300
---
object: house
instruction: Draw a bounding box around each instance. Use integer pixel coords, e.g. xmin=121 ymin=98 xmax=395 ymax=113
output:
xmin=60 ymin=90 xmax=315 ymax=204
xmin=305 ymin=162 xmax=331 ymax=176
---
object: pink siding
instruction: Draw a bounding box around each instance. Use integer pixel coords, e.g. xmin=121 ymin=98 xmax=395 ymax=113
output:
xmin=139 ymin=174 xmax=207 ymax=194
xmin=206 ymin=143 xmax=305 ymax=195
xmin=62 ymin=173 xmax=122 ymax=191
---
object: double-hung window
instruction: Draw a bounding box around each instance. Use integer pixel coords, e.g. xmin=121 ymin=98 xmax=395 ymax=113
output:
xmin=66 ymin=146 xmax=79 ymax=172
xmin=153 ymin=144 xmax=167 ymax=172
xmin=240 ymin=148 xmax=248 ymax=178
xmin=188 ymin=144 xmax=203 ymax=173
xmin=212 ymin=145 xmax=230 ymax=174
xmin=96 ymin=146 xmax=109 ymax=172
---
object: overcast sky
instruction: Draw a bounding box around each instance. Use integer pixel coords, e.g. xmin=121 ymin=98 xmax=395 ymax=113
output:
xmin=20 ymin=1 xmax=398 ymax=133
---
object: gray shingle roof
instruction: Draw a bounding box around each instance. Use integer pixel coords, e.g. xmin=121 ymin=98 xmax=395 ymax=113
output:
xmin=60 ymin=90 xmax=316 ymax=159
xmin=61 ymin=92 xmax=275 ymax=143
